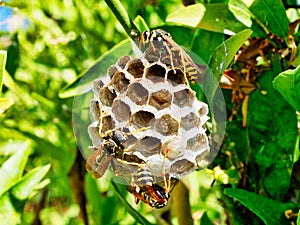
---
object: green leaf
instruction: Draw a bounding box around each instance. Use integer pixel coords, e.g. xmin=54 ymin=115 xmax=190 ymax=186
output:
xmin=3 ymin=70 xmax=35 ymax=108
xmin=0 ymin=143 xmax=30 ymax=196
xmin=166 ymin=3 xmax=247 ymax=34
xmin=226 ymin=121 xmax=250 ymax=162
xmin=248 ymin=64 xmax=298 ymax=200
xmin=191 ymin=29 xmax=224 ymax=64
xmin=111 ymin=181 xmax=154 ymax=225
xmin=249 ymin=0 xmax=289 ymax=38
xmin=228 ymin=0 xmax=252 ymax=28
xmin=0 ymin=97 xmax=14 ymax=115
xmin=200 ymin=212 xmax=214 ymax=225
xmin=20 ymin=131 xmax=72 ymax=166
xmin=11 ymin=164 xmax=51 ymax=200
xmin=273 ymin=66 xmax=300 ymax=111
xmin=134 ymin=15 xmax=149 ymax=32
xmin=297 ymin=210 xmax=300 ymax=225
xmin=209 ymin=29 xmax=252 ymax=80
xmin=224 ymin=188 xmax=297 ymax=225
xmin=229 ymin=0 xmax=289 ymax=38
xmin=0 ymin=50 xmax=7 ymax=93
xmin=0 ymin=194 xmax=22 ymax=225
xmin=59 ymin=39 xmax=133 ymax=98
xmin=205 ymin=29 xmax=252 ymax=101
xmin=85 ymin=174 xmax=103 ymax=225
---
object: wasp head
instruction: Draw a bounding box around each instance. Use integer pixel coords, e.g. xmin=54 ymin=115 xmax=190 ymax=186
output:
xmin=127 ymin=183 xmax=170 ymax=209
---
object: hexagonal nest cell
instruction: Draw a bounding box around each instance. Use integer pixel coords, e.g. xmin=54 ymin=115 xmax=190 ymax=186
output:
xmin=88 ymin=54 xmax=210 ymax=181
xmin=126 ymin=82 xmax=148 ymax=105
xmin=132 ymin=111 xmax=155 ymax=128
xmin=155 ymin=114 xmax=179 ymax=136
xmin=149 ymin=89 xmax=172 ymax=110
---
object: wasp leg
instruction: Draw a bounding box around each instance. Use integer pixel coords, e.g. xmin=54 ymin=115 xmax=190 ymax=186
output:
xmin=161 ymin=148 xmax=172 ymax=193
xmin=128 ymin=171 xmax=141 ymax=205
xmin=129 ymin=126 xmax=149 ymax=135
xmin=96 ymin=101 xmax=104 ymax=139
xmin=162 ymin=42 xmax=175 ymax=71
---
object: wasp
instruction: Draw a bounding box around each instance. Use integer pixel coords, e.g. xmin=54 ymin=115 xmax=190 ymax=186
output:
xmin=86 ymin=102 xmax=177 ymax=208
xmin=86 ymin=134 xmax=177 ymax=208
xmin=86 ymin=101 xmax=143 ymax=177
xmin=139 ymin=29 xmax=205 ymax=85
xmin=87 ymin=136 xmax=177 ymax=208
xmin=127 ymin=166 xmax=170 ymax=208
xmin=126 ymin=148 xmax=179 ymax=208
xmin=86 ymin=129 xmax=144 ymax=178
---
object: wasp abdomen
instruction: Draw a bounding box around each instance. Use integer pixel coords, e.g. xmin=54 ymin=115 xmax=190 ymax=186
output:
xmin=136 ymin=166 xmax=153 ymax=186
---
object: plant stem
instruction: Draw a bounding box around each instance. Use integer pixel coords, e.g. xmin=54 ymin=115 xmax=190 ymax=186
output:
xmin=172 ymin=181 xmax=193 ymax=225
xmin=104 ymin=0 xmax=140 ymax=40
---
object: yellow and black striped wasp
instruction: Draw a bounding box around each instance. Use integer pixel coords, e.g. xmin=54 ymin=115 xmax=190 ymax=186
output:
xmin=126 ymin=166 xmax=178 ymax=209
xmin=86 ymin=102 xmax=177 ymax=208
xmin=86 ymin=134 xmax=177 ymax=208
xmin=138 ymin=29 xmax=205 ymax=85
xmin=126 ymin=158 xmax=178 ymax=209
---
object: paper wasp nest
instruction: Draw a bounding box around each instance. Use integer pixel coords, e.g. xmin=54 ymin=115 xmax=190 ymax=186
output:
xmin=88 ymin=54 xmax=210 ymax=182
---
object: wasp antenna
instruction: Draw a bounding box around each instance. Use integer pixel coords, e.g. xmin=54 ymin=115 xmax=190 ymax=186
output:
xmin=130 ymin=126 xmax=149 ymax=135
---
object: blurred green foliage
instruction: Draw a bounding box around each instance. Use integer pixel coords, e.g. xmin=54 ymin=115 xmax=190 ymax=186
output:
xmin=0 ymin=0 xmax=299 ymax=225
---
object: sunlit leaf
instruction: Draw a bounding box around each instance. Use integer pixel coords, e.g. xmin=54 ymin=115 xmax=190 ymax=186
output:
xmin=0 ymin=97 xmax=14 ymax=115
xmin=228 ymin=0 xmax=252 ymax=28
xmin=11 ymin=164 xmax=51 ymax=200
xmin=0 ymin=143 xmax=30 ymax=196
xmin=3 ymin=70 xmax=35 ymax=108
xmin=0 ymin=194 xmax=22 ymax=225
xmin=273 ymin=66 xmax=300 ymax=111
xmin=225 ymin=188 xmax=297 ymax=225
xmin=0 ymin=50 xmax=7 ymax=93
xmin=134 ymin=15 xmax=149 ymax=32
xmin=166 ymin=3 xmax=247 ymax=34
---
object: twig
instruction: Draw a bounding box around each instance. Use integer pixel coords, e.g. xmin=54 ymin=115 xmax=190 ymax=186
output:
xmin=172 ymin=181 xmax=193 ymax=225
xmin=104 ymin=0 xmax=140 ymax=40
